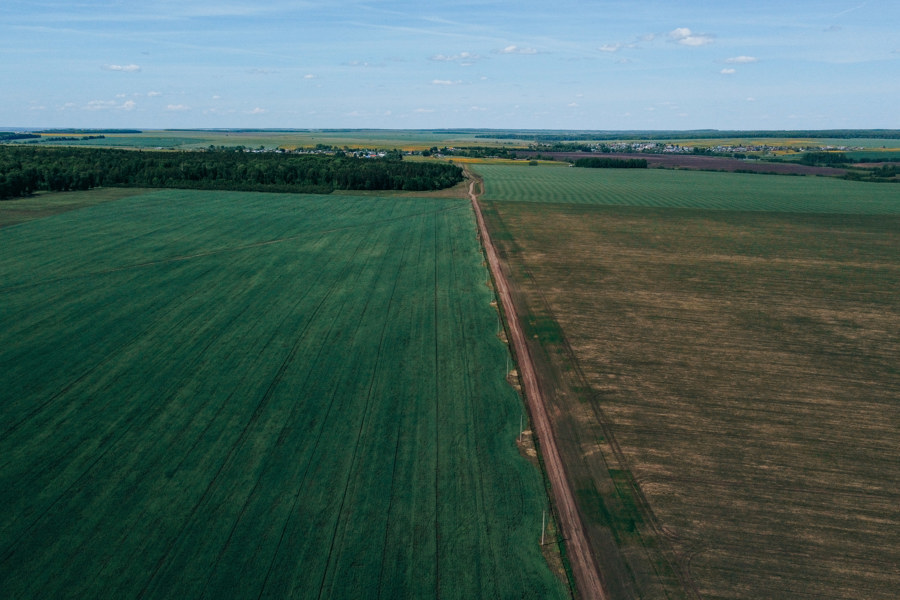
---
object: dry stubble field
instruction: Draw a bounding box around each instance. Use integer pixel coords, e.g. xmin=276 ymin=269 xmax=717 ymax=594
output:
xmin=478 ymin=165 xmax=900 ymax=599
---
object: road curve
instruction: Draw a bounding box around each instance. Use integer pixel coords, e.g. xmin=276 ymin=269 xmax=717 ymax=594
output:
xmin=467 ymin=172 xmax=608 ymax=600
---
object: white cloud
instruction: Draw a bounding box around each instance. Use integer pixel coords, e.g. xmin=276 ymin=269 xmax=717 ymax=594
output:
xmin=166 ymin=104 xmax=190 ymax=111
xmin=568 ymin=102 xmax=578 ymax=107
xmin=747 ymin=97 xmax=756 ymax=102
xmin=725 ymin=56 xmax=758 ymax=64
xmin=599 ymin=43 xmax=622 ymax=53
xmin=414 ymin=108 xmax=435 ymax=113
xmin=102 ymin=64 xmax=141 ymax=72
xmin=85 ymin=99 xmax=136 ymax=110
xmin=431 ymin=51 xmax=482 ymax=64
xmin=432 ymin=79 xmax=462 ymax=85
xmin=721 ymin=68 xmax=736 ymax=74
xmin=86 ymin=100 xmax=117 ymax=110
xmin=147 ymin=91 xmax=162 ymax=97
xmin=470 ymin=106 xmax=487 ymax=111
xmin=304 ymin=74 xmax=316 ymax=79
xmin=248 ymin=107 xmax=267 ymax=114
xmin=497 ymin=45 xmax=538 ymax=55
xmin=669 ymin=28 xmax=715 ymax=46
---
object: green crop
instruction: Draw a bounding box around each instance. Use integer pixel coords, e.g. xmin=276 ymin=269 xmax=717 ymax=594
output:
xmin=0 ymin=190 xmax=567 ymax=599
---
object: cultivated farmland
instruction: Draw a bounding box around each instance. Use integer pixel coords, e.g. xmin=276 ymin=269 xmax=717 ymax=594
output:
xmin=475 ymin=164 xmax=900 ymax=599
xmin=475 ymin=163 xmax=900 ymax=213
xmin=0 ymin=190 xmax=568 ymax=599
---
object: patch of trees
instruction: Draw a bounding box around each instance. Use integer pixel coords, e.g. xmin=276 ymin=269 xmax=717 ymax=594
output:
xmin=34 ymin=129 xmax=141 ymax=134
xmin=0 ymin=146 xmax=464 ymax=199
xmin=572 ymin=157 xmax=648 ymax=169
xmin=843 ymin=164 xmax=900 ymax=183
xmin=0 ymin=132 xmax=40 ymax=141
xmin=799 ymin=152 xmax=848 ymax=166
xmin=438 ymin=146 xmax=519 ymax=159
xmin=34 ymin=135 xmax=107 ymax=143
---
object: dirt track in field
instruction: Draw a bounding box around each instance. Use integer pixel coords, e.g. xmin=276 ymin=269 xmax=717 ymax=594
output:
xmin=467 ymin=170 xmax=608 ymax=600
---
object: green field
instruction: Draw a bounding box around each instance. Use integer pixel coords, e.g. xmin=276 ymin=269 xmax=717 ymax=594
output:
xmin=0 ymin=190 xmax=568 ymax=599
xmin=476 ymin=163 xmax=900 ymax=213
xmin=475 ymin=165 xmax=900 ymax=599
xmin=19 ymin=130 xmax=520 ymax=151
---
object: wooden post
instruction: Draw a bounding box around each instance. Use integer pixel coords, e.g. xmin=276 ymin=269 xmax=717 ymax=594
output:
xmin=541 ymin=509 xmax=546 ymax=546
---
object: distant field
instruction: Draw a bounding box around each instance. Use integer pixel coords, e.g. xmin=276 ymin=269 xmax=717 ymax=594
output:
xmin=35 ymin=136 xmax=209 ymax=148
xmin=8 ymin=130 xmax=900 ymax=154
xmin=475 ymin=164 xmax=900 ymax=599
xmin=0 ymin=190 xmax=567 ymax=599
xmin=21 ymin=130 xmax=519 ymax=151
xmin=477 ymin=163 xmax=900 ymax=213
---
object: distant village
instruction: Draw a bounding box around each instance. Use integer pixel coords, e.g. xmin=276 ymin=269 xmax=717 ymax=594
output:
xmin=596 ymin=141 xmax=865 ymax=155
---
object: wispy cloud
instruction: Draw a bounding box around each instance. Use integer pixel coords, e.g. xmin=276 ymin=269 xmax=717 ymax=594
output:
xmin=720 ymin=68 xmax=736 ymax=75
xmin=725 ymin=56 xmax=758 ymax=64
xmin=102 ymin=64 xmax=141 ymax=72
xmin=84 ymin=99 xmax=136 ymax=110
xmin=497 ymin=45 xmax=538 ymax=55
xmin=669 ymin=28 xmax=715 ymax=47
xmin=432 ymin=79 xmax=462 ymax=86
xmin=166 ymin=104 xmax=190 ymax=111
xmin=248 ymin=107 xmax=267 ymax=114
xmin=599 ymin=43 xmax=622 ymax=53
xmin=430 ymin=51 xmax=482 ymax=64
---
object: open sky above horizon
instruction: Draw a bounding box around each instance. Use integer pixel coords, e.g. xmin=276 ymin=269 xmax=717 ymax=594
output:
xmin=2 ymin=0 xmax=898 ymax=130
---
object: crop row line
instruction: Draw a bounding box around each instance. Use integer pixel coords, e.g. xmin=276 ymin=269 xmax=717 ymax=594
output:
xmin=135 ymin=230 xmax=367 ymax=598
xmin=315 ymin=211 xmax=413 ymax=600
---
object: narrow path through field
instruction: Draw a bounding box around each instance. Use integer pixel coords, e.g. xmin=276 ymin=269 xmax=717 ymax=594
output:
xmin=466 ymin=170 xmax=608 ymax=600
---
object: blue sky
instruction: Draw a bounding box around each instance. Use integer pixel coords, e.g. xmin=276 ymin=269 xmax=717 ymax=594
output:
xmin=2 ymin=0 xmax=898 ymax=129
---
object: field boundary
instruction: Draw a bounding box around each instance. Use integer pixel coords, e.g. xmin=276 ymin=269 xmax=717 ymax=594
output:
xmin=466 ymin=168 xmax=608 ymax=600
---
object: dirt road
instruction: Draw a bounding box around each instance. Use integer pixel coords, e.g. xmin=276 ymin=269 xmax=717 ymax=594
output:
xmin=467 ymin=173 xmax=608 ymax=600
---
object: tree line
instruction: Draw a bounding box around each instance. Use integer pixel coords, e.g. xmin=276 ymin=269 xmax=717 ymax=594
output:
xmin=0 ymin=146 xmax=464 ymax=199
xmin=572 ymin=157 xmax=648 ymax=169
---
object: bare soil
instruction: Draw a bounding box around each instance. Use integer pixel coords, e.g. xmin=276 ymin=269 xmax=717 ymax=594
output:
xmin=482 ymin=199 xmax=900 ymax=599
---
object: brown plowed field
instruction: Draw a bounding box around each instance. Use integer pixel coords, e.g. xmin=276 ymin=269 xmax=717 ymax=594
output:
xmin=479 ymin=193 xmax=900 ymax=599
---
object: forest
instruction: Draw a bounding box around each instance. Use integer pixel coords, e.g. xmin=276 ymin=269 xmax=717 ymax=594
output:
xmin=0 ymin=146 xmax=464 ymax=199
